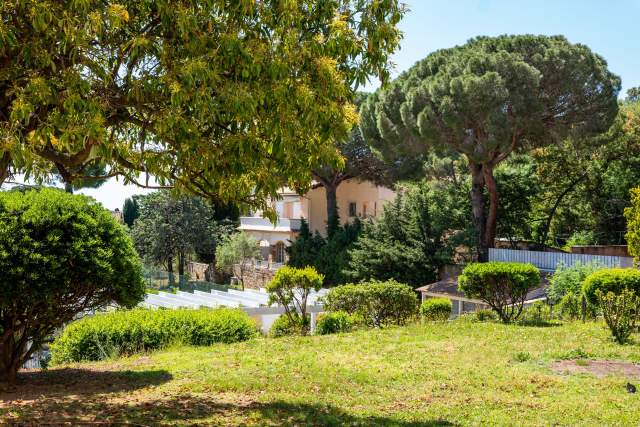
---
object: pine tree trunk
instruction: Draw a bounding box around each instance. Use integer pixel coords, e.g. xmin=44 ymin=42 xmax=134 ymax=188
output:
xmin=64 ymin=182 xmax=74 ymax=194
xmin=483 ymin=165 xmax=498 ymax=251
xmin=469 ymin=163 xmax=488 ymax=262
xmin=178 ymin=252 xmax=185 ymax=277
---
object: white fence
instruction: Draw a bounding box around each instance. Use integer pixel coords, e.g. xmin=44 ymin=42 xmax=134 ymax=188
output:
xmin=489 ymin=248 xmax=634 ymax=271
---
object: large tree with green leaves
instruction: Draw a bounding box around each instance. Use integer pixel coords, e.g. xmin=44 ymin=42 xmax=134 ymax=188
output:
xmin=131 ymin=191 xmax=234 ymax=276
xmin=532 ymin=99 xmax=640 ymax=246
xmin=361 ymin=35 xmax=620 ymax=259
xmin=0 ymin=0 xmax=405 ymax=216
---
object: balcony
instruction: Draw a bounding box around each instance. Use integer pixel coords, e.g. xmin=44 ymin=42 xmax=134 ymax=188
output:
xmin=239 ymin=216 xmax=302 ymax=232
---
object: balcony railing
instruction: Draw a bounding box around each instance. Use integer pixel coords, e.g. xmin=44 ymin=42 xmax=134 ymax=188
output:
xmin=239 ymin=216 xmax=302 ymax=231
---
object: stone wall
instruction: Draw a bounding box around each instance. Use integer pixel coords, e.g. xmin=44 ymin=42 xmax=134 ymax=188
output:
xmin=570 ymin=245 xmax=630 ymax=257
xmin=233 ymin=264 xmax=277 ymax=290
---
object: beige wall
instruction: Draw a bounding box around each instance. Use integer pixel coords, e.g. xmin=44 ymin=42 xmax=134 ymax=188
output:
xmin=305 ymin=179 xmax=395 ymax=236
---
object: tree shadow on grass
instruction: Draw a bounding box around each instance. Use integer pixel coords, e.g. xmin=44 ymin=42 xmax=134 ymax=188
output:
xmin=3 ymin=380 xmax=456 ymax=426
xmin=0 ymin=368 xmax=172 ymax=402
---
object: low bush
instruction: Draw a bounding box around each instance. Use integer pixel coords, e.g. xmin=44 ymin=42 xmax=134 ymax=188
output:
xmin=557 ymin=292 xmax=581 ymax=320
xmin=597 ymin=289 xmax=640 ymax=344
xmin=548 ymin=261 xmax=604 ymax=303
xmin=315 ymin=311 xmax=354 ymax=335
xmin=420 ymin=298 xmax=452 ymax=322
xmin=269 ymin=313 xmax=309 ymax=338
xmin=322 ymin=279 xmax=418 ymax=327
xmin=582 ymin=268 xmax=640 ymax=307
xmin=517 ymin=301 xmax=554 ymax=326
xmin=458 ymin=262 xmax=540 ymax=323
xmin=50 ymin=308 xmax=258 ymax=364
xmin=475 ymin=309 xmax=498 ymax=322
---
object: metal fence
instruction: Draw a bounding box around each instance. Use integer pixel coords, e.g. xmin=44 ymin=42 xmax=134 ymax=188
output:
xmin=489 ymin=248 xmax=634 ymax=271
xmin=143 ymin=268 xmax=229 ymax=293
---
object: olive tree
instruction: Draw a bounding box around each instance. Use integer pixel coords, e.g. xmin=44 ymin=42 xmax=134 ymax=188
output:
xmin=0 ymin=188 xmax=143 ymax=386
xmin=0 ymin=1 xmax=405 ymax=217
xmin=266 ymin=266 xmax=324 ymax=334
xmin=215 ymin=232 xmax=261 ymax=289
xmin=361 ymin=35 xmax=620 ymax=259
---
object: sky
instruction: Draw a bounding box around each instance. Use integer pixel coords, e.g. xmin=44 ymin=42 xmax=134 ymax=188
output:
xmin=29 ymin=0 xmax=640 ymax=210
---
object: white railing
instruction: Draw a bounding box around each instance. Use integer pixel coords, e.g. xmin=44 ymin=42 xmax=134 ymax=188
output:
xmin=239 ymin=216 xmax=302 ymax=231
xmin=489 ymin=248 xmax=634 ymax=271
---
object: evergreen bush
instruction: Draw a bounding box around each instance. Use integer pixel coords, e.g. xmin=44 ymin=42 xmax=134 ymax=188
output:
xmin=419 ymin=298 xmax=452 ymax=321
xmin=50 ymin=308 xmax=258 ymax=364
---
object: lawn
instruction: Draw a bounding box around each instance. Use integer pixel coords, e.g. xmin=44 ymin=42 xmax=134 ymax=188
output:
xmin=2 ymin=320 xmax=639 ymax=426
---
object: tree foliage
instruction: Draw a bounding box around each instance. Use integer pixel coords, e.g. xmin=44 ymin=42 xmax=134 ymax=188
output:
xmin=0 ymin=188 xmax=143 ymax=385
xmin=532 ymin=100 xmax=640 ymax=246
xmin=0 ymin=0 xmax=405 ymax=215
xmin=215 ymin=232 xmax=261 ymax=288
xmin=287 ymin=219 xmax=362 ymax=286
xmin=345 ymin=182 xmax=465 ymax=287
xmin=266 ymin=266 xmax=323 ymax=335
xmin=361 ymin=35 xmax=620 ymax=259
xmin=625 ymin=187 xmax=640 ymax=262
xmin=131 ymin=191 xmax=235 ymax=275
xmin=122 ymin=196 xmax=140 ymax=227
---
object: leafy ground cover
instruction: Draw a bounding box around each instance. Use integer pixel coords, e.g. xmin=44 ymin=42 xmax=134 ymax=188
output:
xmin=1 ymin=321 xmax=639 ymax=426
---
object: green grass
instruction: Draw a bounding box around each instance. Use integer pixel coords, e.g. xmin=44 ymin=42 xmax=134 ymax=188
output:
xmin=2 ymin=320 xmax=640 ymax=426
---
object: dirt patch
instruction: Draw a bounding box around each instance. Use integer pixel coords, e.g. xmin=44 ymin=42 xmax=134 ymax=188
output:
xmin=551 ymin=359 xmax=640 ymax=379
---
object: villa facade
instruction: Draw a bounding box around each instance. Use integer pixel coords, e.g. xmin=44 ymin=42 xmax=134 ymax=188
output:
xmin=239 ymin=179 xmax=395 ymax=263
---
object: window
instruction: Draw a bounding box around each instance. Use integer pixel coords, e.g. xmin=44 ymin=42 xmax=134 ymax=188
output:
xmin=283 ymin=202 xmax=293 ymax=219
xmin=348 ymin=202 xmax=357 ymax=217
xmin=273 ymin=242 xmax=286 ymax=263
xmin=362 ymin=202 xmax=368 ymax=217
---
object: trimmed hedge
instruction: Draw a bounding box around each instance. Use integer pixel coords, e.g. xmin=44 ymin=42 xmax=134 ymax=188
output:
xmin=322 ymin=279 xmax=418 ymax=327
xmin=50 ymin=308 xmax=258 ymax=364
xmin=582 ymin=268 xmax=640 ymax=306
xmin=315 ymin=311 xmax=354 ymax=335
xmin=458 ymin=262 xmax=540 ymax=323
xmin=420 ymin=298 xmax=452 ymax=321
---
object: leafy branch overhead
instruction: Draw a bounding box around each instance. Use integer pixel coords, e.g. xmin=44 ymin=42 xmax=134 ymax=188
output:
xmin=0 ymin=0 xmax=406 ymax=215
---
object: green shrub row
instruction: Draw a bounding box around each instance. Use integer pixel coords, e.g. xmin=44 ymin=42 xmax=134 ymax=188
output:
xmin=322 ymin=279 xmax=418 ymax=327
xmin=50 ymin=308 xmax=258 ymax=364
xmin=419 ymin=298 xmax=452 ymax=321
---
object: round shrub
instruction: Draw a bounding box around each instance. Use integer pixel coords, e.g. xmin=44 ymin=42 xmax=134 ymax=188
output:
xmin=269 ymin=313 xmax=309 ymax=338
xmin=322 ymin=279 xmax=418 ymax=327
xmin=458 ymin=262 xmax=540 ymax=323
xmin=582 ymin=268 xmax=640 ymax=306
xmin=0 ymin=188 xmax=143 ymax=383
xmin=50 ymin=308 xmax=258 ymax=364
xmin=315 ymin=311 xmax=353 ymax=335
xmin=419 ymin=298 xmax=452 ymax=322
